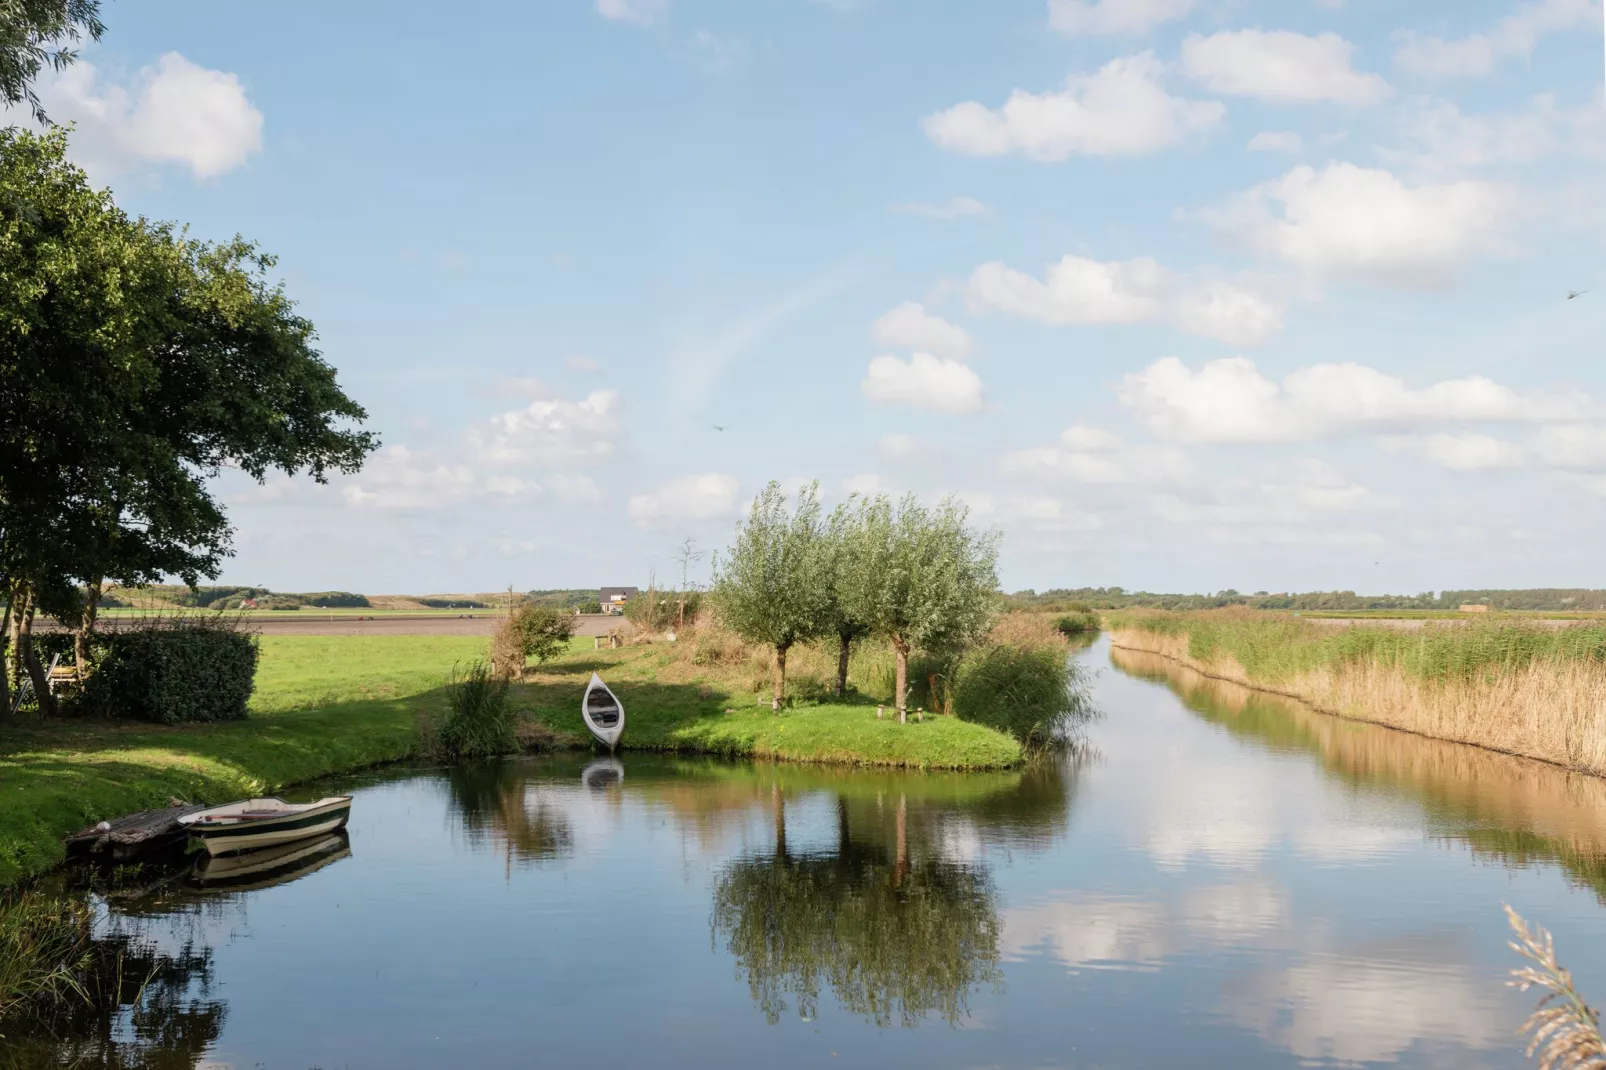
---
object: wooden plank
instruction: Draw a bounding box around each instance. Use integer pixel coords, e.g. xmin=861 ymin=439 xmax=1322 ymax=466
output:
xmin=65 ymin=802 xmax=210 ymax=861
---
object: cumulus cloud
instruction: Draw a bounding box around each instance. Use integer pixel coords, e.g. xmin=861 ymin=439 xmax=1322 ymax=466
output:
xmin=1535 ymin=425 xmax=1606 ymax=469
xmin=922 ymin=53 xmax=1224 ymax=161
xmin=890 ymin=196 xmax=990 ymax=219
xmin=871 ymin=302 xmax=974 ymax=359
xmin=627 ymin=474 xmax=740 ymax=527
xmin=1386 ymin=432 xmax=1526 ymax=470
xmin=1120 ymin=356 xmax=1588 ymax=443
xmin=1181 ymin=30 xmax=1392 ymax=105
xmin=1383 ymin=95 xmax=1606 ymax=174
xmin=1003 ymin=426 xmax=1192 ymax=484
xmin=340 ymin=445 xmax=541 ymax=511
xmin=1197 ymin=162 xmax=1511 ymax=286
xmin=966 ymin=254 xmax=1283 ymax=346
xmin=1394 ymin=0 xmax=1597 ymax=79
xmin=11 ymin=52 xmax=262 ymax=178
xmin=861 ymin=354 xmax=986 ymax=413
xmin=595 ymin=0 xmax=667 ymax=25
xmin=1047 ymin=0 xmax=1194 ymax=35
xmin=469 ymin=386 xmax=623 ymax=466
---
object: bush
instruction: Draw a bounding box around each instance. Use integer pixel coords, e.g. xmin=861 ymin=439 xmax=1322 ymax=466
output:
xmin=953 ymin=643 xmax=1093 ymax=750
xmin=575 ymin=601 xmax=602 ymax=614
xmin=299 ymin=591 xmax=370 ymax=608
xmin=436 ymin=661 xmax=519 ymax=759
xmin=1055 ymin=610 xmax=1101 ymax=636
xmin=79 ymin=620 xmax=258 ymax=724
xmin=420 ymin=597 xmax=489 ymax=609
xmin=490 ymin=605 xmax=577 ymax=678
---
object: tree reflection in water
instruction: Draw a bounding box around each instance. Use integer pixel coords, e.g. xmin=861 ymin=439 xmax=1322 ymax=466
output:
xmin=712 ymin=790 xmax=1003 ymax=1028
xmin=2 ymin=928 xmax=225 ymax=1070
xmin=446 ymin=760 xmax=576 ymax=864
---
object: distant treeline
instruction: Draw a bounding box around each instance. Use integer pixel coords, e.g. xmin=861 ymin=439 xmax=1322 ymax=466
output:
xmin=1005 ymin=588 xmax=1606 ymax=613
xmin=100 ymin=585 xmax=372 ymax=611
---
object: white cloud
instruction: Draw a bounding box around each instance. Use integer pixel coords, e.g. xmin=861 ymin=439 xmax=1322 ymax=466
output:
xmin=1197 ymin=162 xmax=1511 ymax=286
xmin=922 ymin=53 xmax=1224 ymax=161
xmin=13 ymin=52 xmax=262 ymax=179
xmin=595 ymin=0 xmax=667 ymax=26
xmin=341 ymin=445 xmax=540 ymax=511
xmin=1047 ymin=0 xmax=1194 ymax=35
xmin=890 ymin=196 xmax=991 ymax=219
xmin=1182 ymin=30 xmax=1392 ymax=106
xmin=1394 ymin=0 xmax=1598 ymax=79
xmin=861 ymin=353 xmax=986 ymax=413
xmin=566 ymin=355 xmax=603 ymax=373
xmin=841 ymin=473 xmax=885 ymax=496
xmin=1248 ymin=130 xmax=1303 ymax=153
xmin=627 ymin=474 xmax=740 ymax=527
xmin=1388 ymin=432 xmax=1526 ymax=470
xmin=1120 ymin=356 xmax=1588 ymax=443
xmin=470 ymin=387 xmax=622 ymax=466
xmin=967 ymin=254 xmax=1283 ymax=346
xmin=1383 ymin=95 xmax=1606 ymax=174
xmin=871 ymin=302 xmax=974 ymax=359
xmin=1004 ymin=426 xmax=1192 ymax=485
xmin=1536 ymin=425 xmax=1606 ymax=469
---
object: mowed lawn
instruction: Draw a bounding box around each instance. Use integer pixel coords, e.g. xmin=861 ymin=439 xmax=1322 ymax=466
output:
xmin=0 ymin=634 xmax=1020 ymax=887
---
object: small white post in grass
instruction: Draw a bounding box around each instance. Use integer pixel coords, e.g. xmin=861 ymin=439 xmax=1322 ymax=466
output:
xmin=899 ymin=707 xmax=906 ymax=725
xmin=876 ymin=705 xmax=884 ymax=719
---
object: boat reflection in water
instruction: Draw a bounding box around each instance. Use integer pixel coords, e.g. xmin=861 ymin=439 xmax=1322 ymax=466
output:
xmin=581 ymin=757 xmax=625 ymax=791
xmin=189 ymin=831 xmax=352 ymax=893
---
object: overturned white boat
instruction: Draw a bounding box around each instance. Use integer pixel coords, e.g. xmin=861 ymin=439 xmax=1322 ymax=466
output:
xmin=178 ymin=796 xmax=352 ymax=856
xmin=582 ymin=673 xmax=625 ymax=752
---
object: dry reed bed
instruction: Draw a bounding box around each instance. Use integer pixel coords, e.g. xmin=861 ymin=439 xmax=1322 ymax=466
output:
xmin=1111 ymin=645 xmax=1606 ymax=865
xmin=1109 ymin=619 xmax=1606 ymax=777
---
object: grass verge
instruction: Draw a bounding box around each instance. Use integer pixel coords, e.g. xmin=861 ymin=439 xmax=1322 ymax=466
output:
xmin=0 ymin=633 xmax=1021 ymax=887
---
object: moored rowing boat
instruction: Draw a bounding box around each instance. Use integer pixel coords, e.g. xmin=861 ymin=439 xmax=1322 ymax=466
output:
xmin=178 ymin=796 xmax=352 ymax=856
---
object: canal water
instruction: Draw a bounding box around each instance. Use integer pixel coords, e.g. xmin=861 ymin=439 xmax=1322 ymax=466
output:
xmin=20 ymin=637 xmax=1606 ymax=1068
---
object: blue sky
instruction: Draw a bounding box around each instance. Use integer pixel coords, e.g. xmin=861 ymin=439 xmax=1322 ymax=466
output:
xmin=17 ymin=0 xmax=1606 ymax=594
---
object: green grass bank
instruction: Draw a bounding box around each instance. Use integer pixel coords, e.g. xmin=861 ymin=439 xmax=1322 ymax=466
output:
xmin=1109 ymin=610 xmax=1606 ymax=777
xmin=0 ymin=635 xmax=1021 ymax=887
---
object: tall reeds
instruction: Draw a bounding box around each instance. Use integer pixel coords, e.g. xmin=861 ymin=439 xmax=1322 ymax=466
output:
xmin=434 ymin=661 xmax=518 ymax=759
xmin=1110 ymin=614 xmax=1606 ymax=776
xmin=1507 ymin=906 xmax=1606 ymax=1070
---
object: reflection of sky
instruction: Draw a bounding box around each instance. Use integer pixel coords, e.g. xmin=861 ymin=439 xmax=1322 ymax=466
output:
xmin=98 ymin=638 xmax=1606 ymax=1070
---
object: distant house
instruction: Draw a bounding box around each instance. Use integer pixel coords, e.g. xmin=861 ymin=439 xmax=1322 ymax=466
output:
xmin=600 ymin=587 xmax=638 ymax=615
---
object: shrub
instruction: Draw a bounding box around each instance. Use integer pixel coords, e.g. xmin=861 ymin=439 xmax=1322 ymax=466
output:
xmin=79 ymin=619 xmax=258 ymax=724
xmin=420 ymin=597 xmax=489 ymax=609
xmin=299 ymin=591 xmax=370 ymax=608
xmin=436 ymin=661 xmax=519 ymax=759
xmin=953 ymin=642 xmax=1093 ymax=750
xmin=1055 ymin=610 xmax=1101 ymax=636
xmin=490 ymin=605 xmax=577 ymax=678
xmin=575 ymin=601 xmax=602 ymax=614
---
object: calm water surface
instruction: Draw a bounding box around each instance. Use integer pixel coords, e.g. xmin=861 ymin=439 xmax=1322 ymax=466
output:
xmin=26 ymin=637 xmax=1606 ymax=1068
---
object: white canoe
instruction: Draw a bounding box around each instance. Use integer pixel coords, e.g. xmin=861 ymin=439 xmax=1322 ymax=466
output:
xmin=582 ymin=673 xmax=625 ymax=751
xmin=178 ymin=796 xmax=352 ymax=856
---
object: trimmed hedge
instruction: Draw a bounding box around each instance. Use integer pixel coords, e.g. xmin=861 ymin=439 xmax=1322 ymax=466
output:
xmin=81 ymin=626 xmax=259 ymax=724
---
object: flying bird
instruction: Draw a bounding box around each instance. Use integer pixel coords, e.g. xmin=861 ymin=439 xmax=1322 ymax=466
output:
xmin=1568 ymin=290 xmax=1589 ymax=300
xmin=712 ymin=424 xmax=728 ymax=432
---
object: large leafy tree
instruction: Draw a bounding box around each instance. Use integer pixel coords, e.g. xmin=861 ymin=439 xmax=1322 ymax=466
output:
xmin=0 ymin=0 xmax=103 ymax=122
xmin=819 ymin=500 xmax=873 ymax=697
xmin=837 ymin=494 xmax=1000 ymax=713
xmin=0 ymin=128 xmax=375 ymax=714
xmin=713 ymin=481 xmax=828 ymax=711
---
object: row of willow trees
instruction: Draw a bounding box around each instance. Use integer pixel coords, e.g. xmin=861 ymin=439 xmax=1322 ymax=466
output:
xmin=0 ymin=128 xmax=375 ymax=716
xmin=712 ymin=482 xmax=1000 ymax=712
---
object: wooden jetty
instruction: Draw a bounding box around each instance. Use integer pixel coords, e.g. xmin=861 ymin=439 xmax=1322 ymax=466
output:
xmin=66 ymin=802 xmax=208 ymax=863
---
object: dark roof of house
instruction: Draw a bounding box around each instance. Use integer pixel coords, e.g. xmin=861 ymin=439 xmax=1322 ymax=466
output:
xmin=600 ymin=587 xmax=639 ymax=600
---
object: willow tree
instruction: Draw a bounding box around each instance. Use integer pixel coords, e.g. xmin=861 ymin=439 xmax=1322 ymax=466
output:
xmin=0 ymin=0 xmax=103 ymax=122
xmin=713 ymin=482 xmax=828 ymax=711
xmin=0 ymin=128 xmax=374 ymax=714
xmin=818 ymin=501 xmax=873 ymax=697
xmin=837 ymin=494 xmax=999 ymax=714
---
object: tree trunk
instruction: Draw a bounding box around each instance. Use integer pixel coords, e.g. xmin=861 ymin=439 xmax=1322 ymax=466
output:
xmin=0 ymin=598 xmax=11 ymax=717
xmin=16 ymin=591 xmax=55 ymax=718
xmin=772 ymin=641 xmax=790 ymax=712
xmin=75 ymin=578 xmax=102 ymax=681
xmin=892 ymin=636 xmax=910 ymax=714
xmin=836 ymin=631 xmax=851 ymax=697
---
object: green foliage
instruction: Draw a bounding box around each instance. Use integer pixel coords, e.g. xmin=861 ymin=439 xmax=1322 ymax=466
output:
xmin=419 ymin=597 xmax=489 ymax=609
xmin=435 ymin=662 xmax=518 ymax=760
xmin=507 ymin=605 xmax=577 ymax=665
xmin=953 ymin=643 xmax=1093 ymax=750
xmin=575 ymin=601 xmax=603 ymax=614
xmin=79 ymin=619 xmax=258 ymax=724
xmin=0 ymin=0 xmax=103 ymax=123
xmin=1011 ymin=587 xmax=1606 ymax=613
xmin=714 ymin=482 xmax=829 ymax=651
xmin=1054 ymin=611 xmax=1101 ymax=636
xmin=624 ymin=590 xmax=701 ymax=631
xmin=0 ymin=889 xmax=93 ymax=1021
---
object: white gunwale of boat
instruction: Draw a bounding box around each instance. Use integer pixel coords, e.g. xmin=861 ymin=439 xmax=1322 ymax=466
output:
xmin=177 ymin=796 xmax=352 ymax=856
xmin=178 ymin=797 xmax=350 ymax=827
xmin=581 ymin=673 xmax=625 ymax=752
